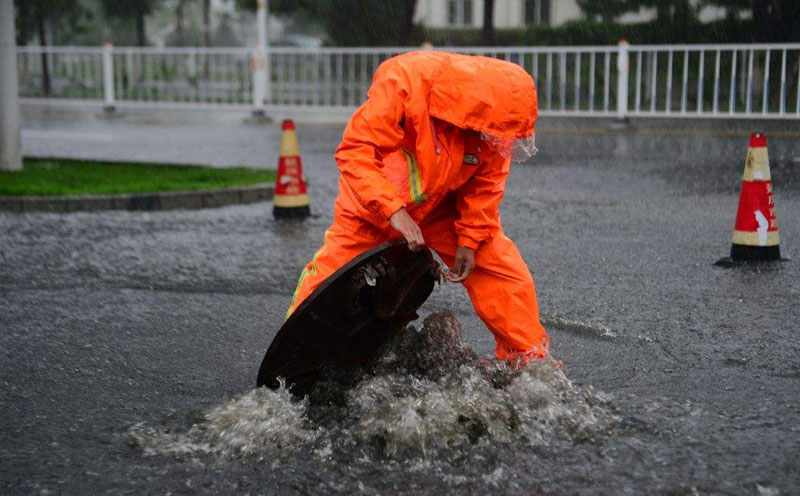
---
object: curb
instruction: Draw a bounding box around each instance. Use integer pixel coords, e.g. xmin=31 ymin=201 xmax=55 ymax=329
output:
xmin=0 ymin=184 xmax=274 ymax=213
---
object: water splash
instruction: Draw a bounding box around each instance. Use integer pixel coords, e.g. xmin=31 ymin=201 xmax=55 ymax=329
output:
xmin=129 ymin=311 xmax=615 ymax=462
xmin=129 ymin=384 xmax=318 ymax=461
xmin=343 ymin=312 xmax=614 ymax=457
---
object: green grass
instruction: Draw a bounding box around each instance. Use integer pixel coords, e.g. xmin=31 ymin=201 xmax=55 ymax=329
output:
xmin=0 ymin=158 xmax=276 ymax=196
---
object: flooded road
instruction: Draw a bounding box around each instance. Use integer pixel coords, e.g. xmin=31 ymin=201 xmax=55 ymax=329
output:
xmin=130 ymin=313 xmax=613 ymax=473
xmin=2 ymin=114 xmax=799 ymax=494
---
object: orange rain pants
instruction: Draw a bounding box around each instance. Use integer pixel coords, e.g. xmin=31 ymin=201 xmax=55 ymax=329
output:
xmin=285 ymin=206 xmax=550 ymax=361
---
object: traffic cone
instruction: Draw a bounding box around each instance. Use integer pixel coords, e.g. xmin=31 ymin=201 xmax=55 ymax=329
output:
xmin=716 ymin=133 xmax=786 ymax=266
xmin=273 ymin=119 xmax=310 ymax=219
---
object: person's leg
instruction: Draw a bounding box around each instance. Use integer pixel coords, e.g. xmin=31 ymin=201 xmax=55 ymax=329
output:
xmin=422 ymin=219 xmax=550 ymax=361
xmin=285 ymin=222 xmax=386 ymax=319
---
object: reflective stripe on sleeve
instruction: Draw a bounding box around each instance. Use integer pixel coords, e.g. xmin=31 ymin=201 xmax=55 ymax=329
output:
xmin=402 ymin=149 xmax=427 ymax=205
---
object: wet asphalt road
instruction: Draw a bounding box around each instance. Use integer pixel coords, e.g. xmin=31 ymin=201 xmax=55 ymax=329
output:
xmin=2 ymin=109 xmax=800 ymax=495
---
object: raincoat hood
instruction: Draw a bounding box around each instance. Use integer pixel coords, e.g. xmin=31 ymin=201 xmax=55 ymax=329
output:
xmin=427 ymin=53 xmax=538 ymax=140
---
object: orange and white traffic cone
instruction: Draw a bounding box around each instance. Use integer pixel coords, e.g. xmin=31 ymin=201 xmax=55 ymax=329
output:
xmin=273 ymin=119 xmax=310 ymax=219
xmin=717 ymin=133 xmax=786 ymax=266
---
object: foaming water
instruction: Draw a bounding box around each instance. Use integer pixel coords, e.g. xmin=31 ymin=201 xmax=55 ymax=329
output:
xmin=130 ymin=311 xmax=615 ymax=462
xmin=129 ymin=385 xmax=318 ymax=461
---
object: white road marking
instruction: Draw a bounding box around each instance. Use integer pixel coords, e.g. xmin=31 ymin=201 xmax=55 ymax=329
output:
xmin=21 ymin=130 xmax=113 ymax=142
xmin=542 ymin=316 xmax=617 ymax=339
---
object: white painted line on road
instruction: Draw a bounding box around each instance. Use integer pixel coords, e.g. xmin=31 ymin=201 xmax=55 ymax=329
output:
xmin=21 ymin=130 xmax=113 ymax=142
xmin=542 ymin=316 xmax=617 ymax=339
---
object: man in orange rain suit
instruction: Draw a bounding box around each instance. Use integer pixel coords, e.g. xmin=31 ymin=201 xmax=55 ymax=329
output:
xmin=286 ymin=51 xmax=550 ymax=363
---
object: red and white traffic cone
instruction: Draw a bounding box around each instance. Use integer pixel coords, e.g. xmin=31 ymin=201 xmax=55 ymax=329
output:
xmin=716 ymin=133 xmax=787 ymax=266
xmin=273 ymin=119 xmax=310 ymax=219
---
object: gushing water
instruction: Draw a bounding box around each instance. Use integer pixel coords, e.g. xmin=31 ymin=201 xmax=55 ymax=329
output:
xmin=129 ymin=385 xmax=318 ymax=461
xmin=129 ymin=311 xmax=615 ymax=462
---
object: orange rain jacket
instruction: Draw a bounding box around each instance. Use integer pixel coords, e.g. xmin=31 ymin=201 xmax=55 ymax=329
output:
xmin=333 ymin=51 xmax=538 ymax=248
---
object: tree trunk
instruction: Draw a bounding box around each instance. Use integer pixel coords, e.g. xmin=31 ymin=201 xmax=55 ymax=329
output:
xmin=673 ymin=0 xmax=692 ymax=24
xmin=35 ymin=5 xmax=50 ymax=96
xmin=50 ymin=18 xmax=58 ymax=45
xmin=397 ymin=0 xmax=417 ymax=46
xmin=17 ymin=0 xmax=30 ymax=45
xmin=136 ymin=13 xmax=146 ymax=47
xmin=752 ymin=0 xmax=778 ymax=43
xmin=203 ymin=0 xmax=211 ymax=46
xmin=656 ymin=2 xmax=669 ymax=23
xmin=482 ymin=0 xmax=495 ymax=45
xmin=176 ymin=0 xmax=185 ymax=46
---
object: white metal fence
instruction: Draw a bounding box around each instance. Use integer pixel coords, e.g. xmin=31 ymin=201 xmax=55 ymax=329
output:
xmin=17 ymin=43 xmax=800 ymax=119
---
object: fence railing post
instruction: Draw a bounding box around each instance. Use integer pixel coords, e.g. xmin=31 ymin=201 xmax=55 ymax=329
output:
xmin=102 ymin=41 xmax=115 ymax=112
xmin=251 ymin=43 xmax=266 ymax=117
xmin=250 ymin=0 xmax=269 ymax=118
xmin=257 ymin=0 xmax=271 ymax=105
xmin=616 ymin=40 xmax=629 ymax=119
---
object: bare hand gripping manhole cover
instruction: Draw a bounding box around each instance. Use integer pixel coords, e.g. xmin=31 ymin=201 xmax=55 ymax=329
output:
xmin=257 ymin=240 xmax=440 ymax=396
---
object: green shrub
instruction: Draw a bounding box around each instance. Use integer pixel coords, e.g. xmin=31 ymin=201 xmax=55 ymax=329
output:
xmin=415 ymin=18 xmax=770 ymax=47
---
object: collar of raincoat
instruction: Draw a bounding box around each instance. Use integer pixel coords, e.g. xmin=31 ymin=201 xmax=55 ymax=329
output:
xmin=428 ymin=53 xmax=538 ymax=140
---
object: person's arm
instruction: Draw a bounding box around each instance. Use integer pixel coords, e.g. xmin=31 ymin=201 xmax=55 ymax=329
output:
xmin=454 ymin=152 xmax=511 ymax=251
xmin=334 ymin=66 xmax=408 ymax=221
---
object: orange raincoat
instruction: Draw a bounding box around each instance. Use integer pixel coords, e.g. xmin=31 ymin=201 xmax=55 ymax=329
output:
xmin=286 ymin=51 xmax=550 ymax=361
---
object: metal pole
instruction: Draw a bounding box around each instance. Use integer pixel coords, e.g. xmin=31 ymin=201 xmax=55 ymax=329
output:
xmin=666 ymin=50 xmax=673 ymax=113
xmin=102 ymin=41 xmax=116 ymax=112
xmin=650 ymin=50 xmax=657 ymax=112
xmin=616 ymin=40 xmax=630 ymax=120
xmin=559 ymin=52 xmax=566 ymax=111
xmin=257 ymin=0 xmax=270 ymax=106
xmin=0 ymin=0 xmax=22 ymax=171
xmin=635 ymin=51 xmax=642 ymax=112
xmin=588 ymin=52 xmax=595 ymax=112
xmin=264 ymin=0 xmax=271 ymax=103
xmin=251 ymin=43 xmax=265 ymax=115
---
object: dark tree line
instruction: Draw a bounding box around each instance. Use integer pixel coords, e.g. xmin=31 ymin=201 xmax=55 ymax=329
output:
xmin=14 ymin=0 xmax=799 ymax=51
xmin=15 ymin=0 xmax=160 ymax=96
xmin=240 ymin=0 xmax=499 ymax=46
xmin=236 ymin=0 xmax=421 ymax=46
xmin=577 ymin=0 xmax=799 ymax=42
xmin=15 ymin=0 xmax=158 ymax=47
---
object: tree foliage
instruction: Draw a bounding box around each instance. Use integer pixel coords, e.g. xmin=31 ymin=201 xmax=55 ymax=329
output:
xmin=576 ymin=0 xmax=633 ymax=22
xmin=321 ymin=0 xmax=418 ymax=45
xmin=14 ymin=0 xmax=88 ymax=95
xmin=14 ymin=0 xmax=86 ymax=45
xmin=634 ymin=0 xmax=696 ymax=23
xmin=703 ymin=0 xmax=749 ymax=11
xmin=577 ymin=0 xmax=715 ymax=24
xmin=102 ymin=0 xmax=160 ymax=46
xmin=701 ymin=0 xmax=799 ymax=42
xmin=101 ymin=0 xmax=159 ymax=19
xmin=233 ymin=0 xmax=303 ymax=14
xmin=235 ymin=0 xmax=418 ymax=46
